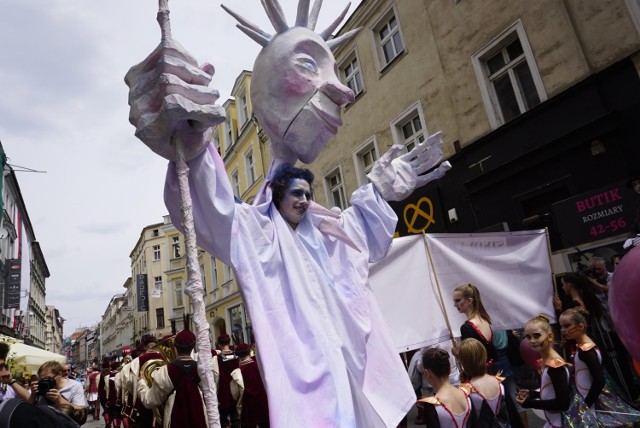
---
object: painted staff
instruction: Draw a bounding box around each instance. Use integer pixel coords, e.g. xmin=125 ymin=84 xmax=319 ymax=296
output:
xmin=126 ymin=1 xmax=224 ymax=426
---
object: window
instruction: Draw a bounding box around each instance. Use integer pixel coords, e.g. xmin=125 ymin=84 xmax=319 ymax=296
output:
xmin=400 ymin=115 xmax=425 ymax=152
xmin=353 ymin=138 xmax=379 ymax=185
xmin=238 ymin=93 xmax=249 ymax=127
xmin=152 ymin=245 xmax=160 ymax=261
xmin=212 ymin=131 xmax=221 ymax=155
xmin=210 ymin=256 xmax=219 ymax=289
xmin=626 ymin=0 xmax=640 ymax=35
xmin=154 ymin=276 xmax=162 ymax=293
xmin=200 ymin=263 xmax=206 ymax=293
xmin=156 ymin=308 xmax=165 ymax=329
xmin=152 ymin=229 xmax=159 ymax=237
xmin=244 ymin=149 xmax=256 ymax=185
xmin=228 ymin=305 xmax=246 ymax=344
xmin=222 ymin=262 xmax=232 ymax=283
xmin=472 ymin=20 xmax=546 ymax=128
xmin=390 ymin=102 xmax=427 ymax=152
xmin=174 ymin=281 xmax=183 ymax=307
xmin=231 ymin=170 xmax=240 ymax=198
xmin=225 ymin=119 xmax=234 ymax=149
xmin=325 ymin=167 xmax=347 ymax=210
xmin=340 ymin=51 xmax=364 ymax=97
xmin=372 ymin=6 xmax=405 ymax=69
xmin=172 ymin=236 xmax=181 ymax=258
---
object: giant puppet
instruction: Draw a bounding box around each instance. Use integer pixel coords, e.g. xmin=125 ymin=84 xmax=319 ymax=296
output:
xmin=126 ymin=1 xmax=451 ymax=426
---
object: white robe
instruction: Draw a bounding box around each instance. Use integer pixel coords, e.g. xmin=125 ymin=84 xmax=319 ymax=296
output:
xmin=164 ymin=146 xmax=415 ymax=427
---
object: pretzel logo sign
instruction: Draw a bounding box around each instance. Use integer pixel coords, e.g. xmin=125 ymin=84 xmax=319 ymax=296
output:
xmin=403 ymin=197 xmax=436 ymax=234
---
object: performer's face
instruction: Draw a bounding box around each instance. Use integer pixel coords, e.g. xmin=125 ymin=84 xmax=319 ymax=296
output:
xmin=632 ymin=179 xmax=640 ymax=194
xmin=452 ymin=291 xmax=472 ymax=315
xmin=251 ymin=28 xmax=354 ymax=164
xmin=559 ymin=314 xmax=582 ymax=341
xmin=524 ymin=322 xmax=551 ymax=352
xmin=279 ymin=179 xmax=311 ymax=229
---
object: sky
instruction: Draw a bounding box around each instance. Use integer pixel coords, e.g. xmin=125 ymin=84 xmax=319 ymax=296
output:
xmin=0 ymin=0 xmax=362 ymax=334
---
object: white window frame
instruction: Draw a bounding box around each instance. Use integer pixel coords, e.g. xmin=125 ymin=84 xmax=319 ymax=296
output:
xmin=471 ymin=19 xmax=546 ymax=129
xmin=238 ymin=92 xmax=249 ymax=128
xmin=352 ymin=137 xmax=379 ymax=186
xmin=174 ymin=280 xmax=184 ymax=307
xmin=390 ymin=101 xmax=428 ymax=152
xmin=223 ymin=262 xmax=232 ymax=283
xmin=225 ymin=119 xmax=234 ymax=149
xmin=230 ymin=169 xmax=240 ymax=198
xmin=212 ymin=130 xmax=221 ymax=155
xmin=210 ymin=256 xmax=219 ymax=289
xmin=324 ymin=166 xmax=348 ymax=210
xmin=370 ymin=4 xmax=406 ymax=72
xmin=152 ymin=245 xmax=161 ymax=261
xmin=200 ymin=263 xmax=206 ymax=293
xmin=154 ymin=276 xmax=162 ymax=293
xmin=172 ymin=236 xmax=181 ymax=259
xmin=244 ymin=148 xmax=256 ymax=186
xmin=339 ymin=49 xmax=365 ymax=98
xmin=626 ymin=0 xmax=640 ymax=35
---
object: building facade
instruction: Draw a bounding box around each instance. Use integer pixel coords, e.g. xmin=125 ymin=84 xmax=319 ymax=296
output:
xmin=44 ymin=305 xmax=64 ymax=354
xmin=0 ymin=144 xmax=50 ymax=347
xmin=306 ymin=0 xmax=640 ymax=272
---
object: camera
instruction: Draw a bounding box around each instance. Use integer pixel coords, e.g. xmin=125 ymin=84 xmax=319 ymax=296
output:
xmin=37 ymin=376 xmax=57 ymax=395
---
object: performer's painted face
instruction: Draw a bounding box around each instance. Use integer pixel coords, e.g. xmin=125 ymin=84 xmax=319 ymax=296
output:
xmin=452 ymin=291 xmax=472 ymax=314
xmin=524 ymin=322 xmax=551 ymax=351
xmin=251 ymin=28 xmax=354 ymax=164
xmin=559 ymin=314 xmax=582 ymax=340
xmin=279 ymin=179 xmax=311 ymax=229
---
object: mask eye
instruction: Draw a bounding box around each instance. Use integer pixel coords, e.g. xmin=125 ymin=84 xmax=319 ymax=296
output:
xmin=295 ymin=55 xmax=318 ymax=73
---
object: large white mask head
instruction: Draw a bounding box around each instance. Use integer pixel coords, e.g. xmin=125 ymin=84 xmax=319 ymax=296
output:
xmin=222 ymin=1 xmax=360 ymax=165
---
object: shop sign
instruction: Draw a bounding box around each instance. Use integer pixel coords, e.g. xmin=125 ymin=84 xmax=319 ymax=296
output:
xmin=551 ymin=180 xmax=639 ymax=246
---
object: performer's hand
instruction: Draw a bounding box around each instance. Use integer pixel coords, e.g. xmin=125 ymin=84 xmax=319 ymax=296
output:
xmin=367 ymin=132 xmax=451 ymax=201
xmin=124 ymin=10 xmax=225 ymax=162
xmin=515 ymin=388 xmax=529 ymax=405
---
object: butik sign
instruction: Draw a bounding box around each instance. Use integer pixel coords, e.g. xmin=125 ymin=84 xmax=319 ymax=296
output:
xmin=3 ymin=259 xmax=21 ymax=309
xmin=136 ymin=274 xmax=149 ymax=312
xmin=552 ymin=180 xmax=639 ymax=246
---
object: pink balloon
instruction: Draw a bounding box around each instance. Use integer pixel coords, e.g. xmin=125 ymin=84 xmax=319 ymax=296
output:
xmin=520 ymin=338 xmax=542 ymax=370
xmin=610 ymin=247 xmax=640 ymax=361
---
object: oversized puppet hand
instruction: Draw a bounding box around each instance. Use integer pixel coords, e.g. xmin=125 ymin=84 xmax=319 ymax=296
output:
xmin=367 ymin=131 xmax=452 ymax=201
xmin=124 ymin=10 xmax=225 ymax=162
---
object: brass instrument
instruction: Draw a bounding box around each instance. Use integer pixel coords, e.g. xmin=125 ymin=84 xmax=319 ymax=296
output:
xmin=139 ymin=336 xmax=176 ymax=424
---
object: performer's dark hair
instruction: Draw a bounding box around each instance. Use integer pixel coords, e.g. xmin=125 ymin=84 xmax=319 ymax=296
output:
xmin=271 ymin=164 xmax=314 ymax=208
xmin=422 ymin=347 xmax=451 ymax=378
xmin=0 ymin=342 xmax=9 ymax=361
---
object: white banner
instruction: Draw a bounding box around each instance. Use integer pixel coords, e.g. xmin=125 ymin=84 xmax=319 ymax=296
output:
xmin=369 ymin=230 xmax=555 ymax=352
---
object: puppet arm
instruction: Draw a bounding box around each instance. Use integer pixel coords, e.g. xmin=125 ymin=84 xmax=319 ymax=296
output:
xmin=367 ymin=131 xmax=451 ymax=201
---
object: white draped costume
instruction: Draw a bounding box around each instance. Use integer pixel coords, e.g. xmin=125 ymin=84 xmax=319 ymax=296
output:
xmin=164 ymin=146 xmax=415 ymax=427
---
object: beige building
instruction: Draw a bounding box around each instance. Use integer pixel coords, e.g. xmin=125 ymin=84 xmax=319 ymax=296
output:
xmin=304 ymin=0 xmax=640 ymax=263
xmin=128 ymin=223 xmax=174 ymax=344
xmin=100 ymin=292 xmax=130 ymax=358
xmin=44 ymin=305 xmax=64 ymax=355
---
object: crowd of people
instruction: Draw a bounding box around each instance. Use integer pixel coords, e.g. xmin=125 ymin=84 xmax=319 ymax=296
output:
xmin=404 ymin=279 xmax=640 ymax=428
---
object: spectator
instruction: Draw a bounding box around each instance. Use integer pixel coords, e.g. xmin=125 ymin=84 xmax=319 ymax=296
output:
xmin=8 ymin=360 xmax=87 ymax=411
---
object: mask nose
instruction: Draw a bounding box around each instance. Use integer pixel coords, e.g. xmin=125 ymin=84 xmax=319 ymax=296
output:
xmin=321 ymin=77 xmax=355 ymax=106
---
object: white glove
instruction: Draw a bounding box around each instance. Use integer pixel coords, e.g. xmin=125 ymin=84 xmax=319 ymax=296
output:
xmin=367 ymin=131 xmax=452 ymax=201
xmin=623 ymin=236 xmax=640 ymax=249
